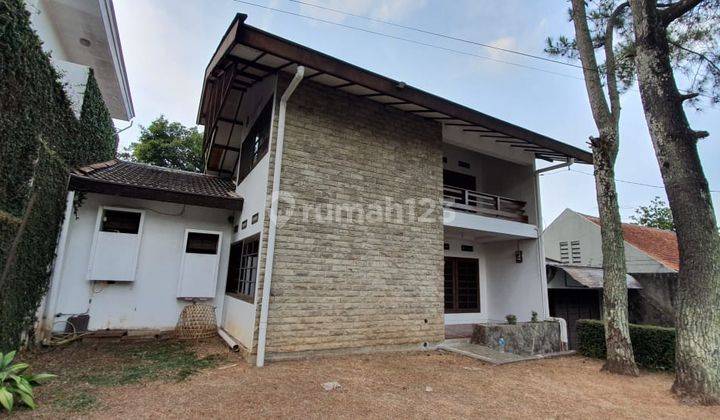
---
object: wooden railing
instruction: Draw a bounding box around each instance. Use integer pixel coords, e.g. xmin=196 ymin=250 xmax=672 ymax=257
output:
xmin=443 ymin=185 xmax=529 ymax=223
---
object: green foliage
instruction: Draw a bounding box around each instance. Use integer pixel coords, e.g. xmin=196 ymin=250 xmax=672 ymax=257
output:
xmin=0 ymin=0 xmax=116 ymax=350
xmin=80 ymin=341 xmax=221 ymax=387
xmin=545 ymin=0 xmax=720 ymax=106
xmin=78 ymin=69 xmax=118 ymax=163
xmin=505 ymin=314 xmax=517 ymax=325
xmin=631 ymin=196 xmax=674 ymax=231
xmin=530 ymin=311 xmax=539 ymax=323
xmin=577 ymin=319 xmax=676 ymax=370
xmin=0 ymin=350 xmax=56 ymax=412
xmin=121 ymin=116 xmax=203 ymax=172
xmin=53 ymin=391 xmax=97 ymax=412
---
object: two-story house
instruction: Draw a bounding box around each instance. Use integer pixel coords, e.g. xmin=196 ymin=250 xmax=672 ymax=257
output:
xmin=42 ymin=14 xmax=592 ymax=365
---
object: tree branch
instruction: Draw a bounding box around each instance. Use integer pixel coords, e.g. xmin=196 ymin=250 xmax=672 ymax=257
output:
xmin=605 ymin=2 xmax=630 ymax=124
xmin=692 ymin=130 xmax=710 ymax=140
xmin=570 ymin=0 xmax=613 ymax=129
xmin=678 ymin=92 xmax=700 ymax=102
xmin=660 ymin=0 xmax=703 ymax=25
xmin=669 ymin=41 xmax=720 ymax=74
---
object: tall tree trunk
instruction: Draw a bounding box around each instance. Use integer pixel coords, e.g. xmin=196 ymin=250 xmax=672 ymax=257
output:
xmin=629 ymin=0 xmax=720 ymax=404
xmin=593 ymin=135 xmax=639 ymax=375
xmin=570 ymin=0 xmax=639 ymax=376
xmin=572 ymin=0 xmax=638 ymax=376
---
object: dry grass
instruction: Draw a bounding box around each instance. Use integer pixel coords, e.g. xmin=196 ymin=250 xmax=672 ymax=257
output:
xmin=14 ymin=338 xmax=720 ymax=419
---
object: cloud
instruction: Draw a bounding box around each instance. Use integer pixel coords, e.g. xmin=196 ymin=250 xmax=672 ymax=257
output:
xmin=486 ymin=36 xmax=518 ymax=60
xmin=370 ymin=0 xmax=427 ymax=21
xmin=297 ymin=0 xmax=426 ymax=24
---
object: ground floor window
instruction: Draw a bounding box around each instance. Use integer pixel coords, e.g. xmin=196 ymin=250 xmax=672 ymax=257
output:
xmin=225 ymin=238 xmax=259 ymax=301
xmin=444 ymin=257 xmax=480 ymax=313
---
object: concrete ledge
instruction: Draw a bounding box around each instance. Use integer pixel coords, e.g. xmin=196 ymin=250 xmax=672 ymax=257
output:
xmin=266 ymin=341 xmax=442 ymax=362
xmin=438 ymin=339 xmax=576 ymax=365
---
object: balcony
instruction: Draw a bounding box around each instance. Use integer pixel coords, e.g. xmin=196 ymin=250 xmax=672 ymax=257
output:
xmin=443 ymin=185 xmax=528 ymax=223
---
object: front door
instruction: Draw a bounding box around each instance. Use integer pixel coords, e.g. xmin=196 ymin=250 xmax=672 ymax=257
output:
xmin=444 ymin=257 xmax=480 ymax=313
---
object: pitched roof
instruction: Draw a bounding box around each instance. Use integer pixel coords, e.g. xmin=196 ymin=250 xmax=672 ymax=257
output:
xmin=197 ymin=14 xmax=593 ymax=169
xmin=547 ymin=263 xmax=642 ymax=289
xmin=581 ymin=214 xmax=679 ymax=271
xmin=69 ymin=160 xmax=243 ymax=210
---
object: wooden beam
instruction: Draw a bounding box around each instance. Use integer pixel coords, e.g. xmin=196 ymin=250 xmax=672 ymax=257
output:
xmin=217 ymin=116 xmax=243 ymax=125
xmin=235 ymin=25 xmax=593 ymax=163
xmin=226 ymin=54 xmax=277 ymax=74
xmin=494 ymin=139 xmax=530 ymax=144
xmin=213 ymin=143 xmax=241 ymax=153
xmin=333 ymin=81 xmax=354 ymax=89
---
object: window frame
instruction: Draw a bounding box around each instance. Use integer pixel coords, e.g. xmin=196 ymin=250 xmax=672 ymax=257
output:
xmin=236 ymin=100 xmax=273 ymax=183
xmin=184 ymin=231 xmax=221 ymax=255
xmin=225 ymin=236 xmax=260 ymax=303
xmin=87 ymin=206 xmax=146 ymax=282
xmin=444 ymin=256 xmax=481 ymax=313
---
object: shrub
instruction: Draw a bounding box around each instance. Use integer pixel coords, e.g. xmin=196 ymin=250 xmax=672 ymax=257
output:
xmin=0 ymin=350 xmax=56 ymax=412
xmin=576 ymin=319 xmax=675 ymax=370
xmin=505 ymin=314 xmax=517 ymax=325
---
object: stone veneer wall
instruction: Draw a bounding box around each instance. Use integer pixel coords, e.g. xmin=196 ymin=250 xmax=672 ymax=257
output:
xmin=255 ymin=75 xmax=445 ymax=357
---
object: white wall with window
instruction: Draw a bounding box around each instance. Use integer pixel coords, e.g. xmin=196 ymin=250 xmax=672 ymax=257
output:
xmin=48 ymin=193 xmax=233 ymax=332
xmin=444 ymin=228 xmax=548 ymax=325
xmin=219 ymin=75 xmax=277 ymax=350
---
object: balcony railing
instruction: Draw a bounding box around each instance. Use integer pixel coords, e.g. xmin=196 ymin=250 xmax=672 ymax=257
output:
xmin=443 ymin=185 xmax=528 ymax=223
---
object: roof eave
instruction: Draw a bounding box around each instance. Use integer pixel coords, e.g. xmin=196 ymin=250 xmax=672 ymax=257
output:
xmin=69 ymin=174 xmax=243 ymax=211
xmin=197 ymin=14 xmax=593 ymax=164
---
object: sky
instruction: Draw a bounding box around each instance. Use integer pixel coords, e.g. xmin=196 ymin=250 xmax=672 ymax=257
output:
xmin=112 ymin=0 xmax=720 ymax=227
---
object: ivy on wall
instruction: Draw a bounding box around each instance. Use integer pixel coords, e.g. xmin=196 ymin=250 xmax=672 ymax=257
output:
xmin=0 ymin=0 xmax=117 ymax=350
xmin=78 ymin=68 xmax=119 ymax=164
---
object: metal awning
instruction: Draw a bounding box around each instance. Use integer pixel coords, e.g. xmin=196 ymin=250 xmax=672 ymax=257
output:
xmin=549 ymin=264 xmax=642 ymax=289
xmin=197 ymin=14 xmax=593 ymax=173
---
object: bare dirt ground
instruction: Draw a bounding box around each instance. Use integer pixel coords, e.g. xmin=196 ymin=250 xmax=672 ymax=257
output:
xmin=15 ymin=337 xmax=720 ymax=419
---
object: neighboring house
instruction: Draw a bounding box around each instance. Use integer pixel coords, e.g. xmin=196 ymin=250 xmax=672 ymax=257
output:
xmin=41 ymin=14 xmax=593 ymax=364
xmin=543 ymin=208 xmax=679 ymax=342
xmin=545 ymin=260 xmax=643 ymax=348
xmin=26 ymin=0 xmax=134 ymax=120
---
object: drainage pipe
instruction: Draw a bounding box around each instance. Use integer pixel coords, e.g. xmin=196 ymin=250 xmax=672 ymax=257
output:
xmin=256 ymin=66 xmax=305 ymax=367
xmin=534 ymin=158 xmax=575 ymax=174
xmin=218 ymin=328 xmax=240 ymax=352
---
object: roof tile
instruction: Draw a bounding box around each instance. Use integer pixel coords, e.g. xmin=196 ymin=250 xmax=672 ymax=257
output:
xmin=73 ymin=159 xmax=239 ymax=200
xmin=582 ymin=214 xmax=679 ymax=271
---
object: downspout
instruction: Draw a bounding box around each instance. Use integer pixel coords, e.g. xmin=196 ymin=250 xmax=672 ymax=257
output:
xmin=535 ymin=158 xmax=573 ymax=350
xmin=256 ymin=66 xmax=305 ymax=367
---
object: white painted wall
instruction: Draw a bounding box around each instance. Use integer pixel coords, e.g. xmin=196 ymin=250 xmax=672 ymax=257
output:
xmin=543 ymin=209 xmax=673 ymax=274
xmin=484 ymin=239 xmax=546 ymax=322
xmin=53 ymin=60 xmax=90 ymax=118
xmin=443 ymin=234 xmax=546 ymax=324
xmin=49 ymin=193 xmax=233 ymax=332
xmin=444 ymin=210 xmax=538 ymax=238
xmin=26 ymin=0 xmax=67 ymax=59
xmin=26 ymin=0 xmax=133 ymax=119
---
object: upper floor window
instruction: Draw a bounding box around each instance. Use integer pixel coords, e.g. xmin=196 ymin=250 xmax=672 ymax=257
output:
xmin=237 ymin=100 xmax=272 ymax=182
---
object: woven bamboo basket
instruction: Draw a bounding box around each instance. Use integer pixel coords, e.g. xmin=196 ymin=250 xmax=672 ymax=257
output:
xmin=176 ymin=303 xmax=217 ymax=340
